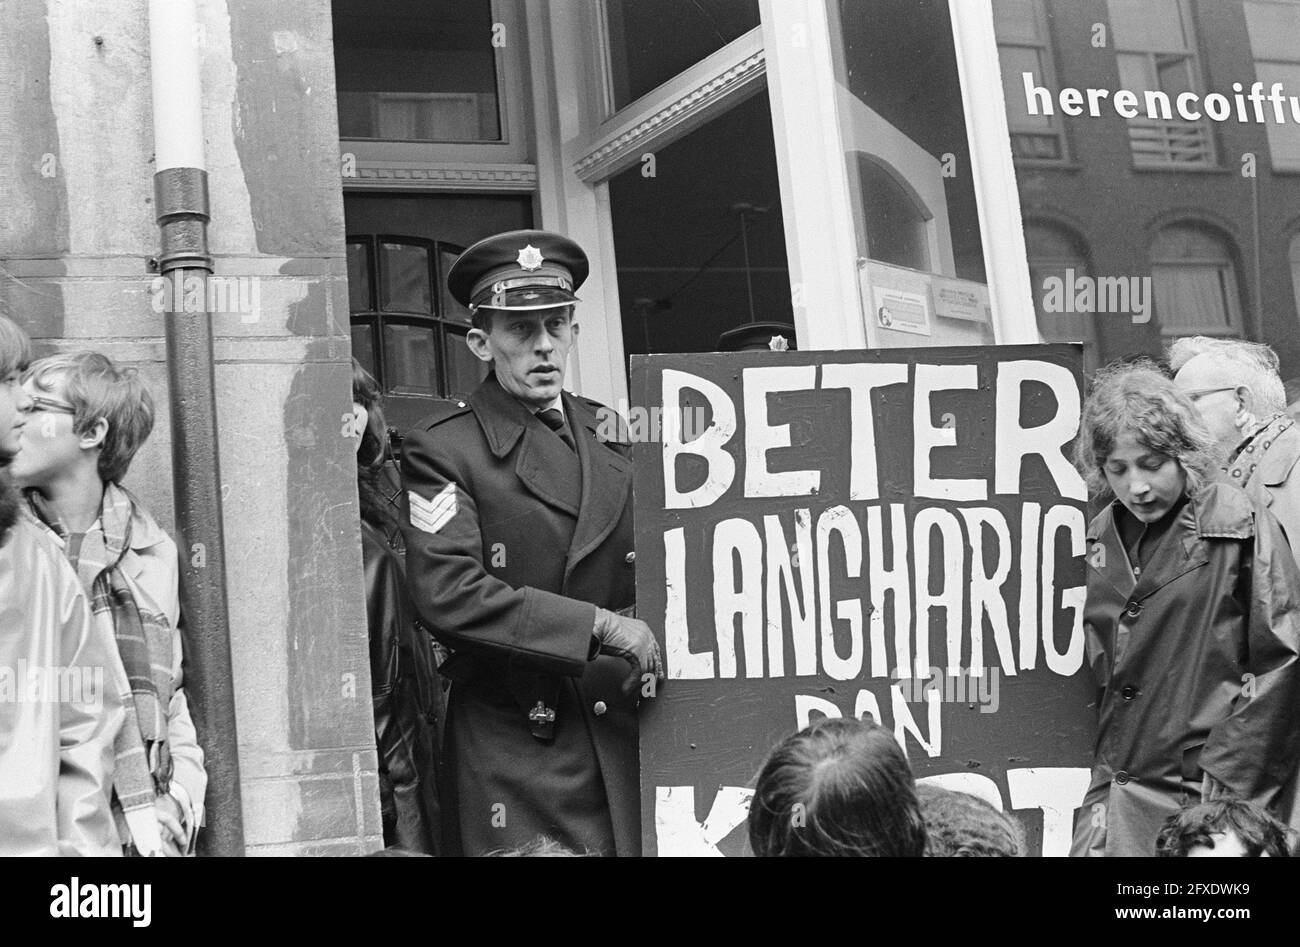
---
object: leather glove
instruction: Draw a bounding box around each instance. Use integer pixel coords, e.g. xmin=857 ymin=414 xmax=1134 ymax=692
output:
xmin=593 ymin=607 xmax=665 ymax=688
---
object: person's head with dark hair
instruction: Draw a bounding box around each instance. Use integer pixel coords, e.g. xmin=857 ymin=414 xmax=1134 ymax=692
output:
xmin=350 ymin=358 xmax=402 ymax=534
xmin=747 ymin=716 xmax=926 ymax=857
xmin=351 ymin=358 xmax=389 ymax=471
xmin=1156 ymin=800 xmax=1292 ymax=857
xmin=917 ymin=784 xmax=1025 ymax=857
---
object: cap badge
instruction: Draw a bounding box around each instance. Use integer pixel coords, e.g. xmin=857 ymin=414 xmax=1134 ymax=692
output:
xmin=769 ymin=335 xmax=790 ymax=352
xmin=517 ymin=244 xmax=544 ymax=271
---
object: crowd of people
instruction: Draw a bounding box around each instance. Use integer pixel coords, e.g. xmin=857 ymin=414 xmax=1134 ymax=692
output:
xmin=5 ymin=226 xmax=1300 ymax=858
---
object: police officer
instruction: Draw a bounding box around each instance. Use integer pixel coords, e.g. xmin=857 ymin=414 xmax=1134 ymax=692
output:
xmin=400 ymin=230 xmax=663 ymax=857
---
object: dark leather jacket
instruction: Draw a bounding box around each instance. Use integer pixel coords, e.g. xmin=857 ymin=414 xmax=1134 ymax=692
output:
xmin=1071 ymin=483 xmax=1300 ymax=856
xmin=362 ymin=514 xmax=443 ymax=854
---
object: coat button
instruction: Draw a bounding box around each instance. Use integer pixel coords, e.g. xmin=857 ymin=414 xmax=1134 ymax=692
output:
xmin=1124 ymin=601 xmax=1142 ymax=619
xmin=1114 ymin=771 xmax=1131 ymax=785
xmin=1121 ymin=685 xmax=1137 ymax=700
xmin=624 ymin=551 xmax=636 ymax=564
xmin=593 ymin=701 xmax=607 ymax=716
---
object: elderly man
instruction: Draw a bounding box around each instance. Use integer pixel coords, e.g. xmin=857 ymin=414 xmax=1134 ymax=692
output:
xmin=1171 ymin=336 xmax=1300 ymax=566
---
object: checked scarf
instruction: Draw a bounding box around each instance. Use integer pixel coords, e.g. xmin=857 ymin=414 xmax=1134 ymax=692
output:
xmin=27 ymin=484 xmax=174 ymax=824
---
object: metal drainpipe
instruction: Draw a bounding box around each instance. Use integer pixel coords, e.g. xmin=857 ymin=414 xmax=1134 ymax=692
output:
xmin=148 ymin=0 xmax=244 ymax=856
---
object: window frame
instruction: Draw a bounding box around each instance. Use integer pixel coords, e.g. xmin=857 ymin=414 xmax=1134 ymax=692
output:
xmin=1149 ymin=223 xmax=1244 ymax=338
xmin=1109 ymin=0 xmax=1218 ymax=169
xmin=338 ymin=0 xmax=537 ymax=191
xmin=993 ymin=0 xmax=1072 ymax=165
xmin=1243 ymin=0 xmax=1300 ymax=173
xmin=347 ymin=234 xmax=483 ymax=402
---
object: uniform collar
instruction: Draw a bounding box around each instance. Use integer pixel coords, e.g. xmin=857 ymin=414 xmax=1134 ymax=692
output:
xmin=532 ymin=394 xmax=563 ymax=415
xmin=470 ymin=374 xmax=573 ymax=459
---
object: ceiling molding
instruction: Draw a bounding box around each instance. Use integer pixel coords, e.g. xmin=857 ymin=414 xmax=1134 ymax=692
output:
xmin=570 ymin=28 xmax=766 ymax=184
xmin=343 ymin=162 xmax=538 ymax=192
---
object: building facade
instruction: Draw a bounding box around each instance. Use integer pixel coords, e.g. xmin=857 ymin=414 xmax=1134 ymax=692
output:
xmin=2 ymin=0 xmax=1296 ymax=853
xmin=997 ymin=0 xmax=1300 ymax=377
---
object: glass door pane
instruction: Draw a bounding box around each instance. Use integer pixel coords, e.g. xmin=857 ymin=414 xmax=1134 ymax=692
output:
xmin=383 ymin=321 xmax=441 ymax=396
xmin=379 ymin=240 xmax=433 ymax=314
xmin=346 ymin=239 xmax=373 ymax=312
xmin=351 ymin=318 xmax=378 ymax=379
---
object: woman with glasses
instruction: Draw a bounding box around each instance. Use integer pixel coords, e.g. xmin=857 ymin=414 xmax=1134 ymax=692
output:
xmin=1070 ymin=361 xmax=1300 ymax=857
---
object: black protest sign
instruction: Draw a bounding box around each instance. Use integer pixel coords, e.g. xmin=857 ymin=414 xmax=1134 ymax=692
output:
xmin=630 ymin=345 xmax=1095 ymax=856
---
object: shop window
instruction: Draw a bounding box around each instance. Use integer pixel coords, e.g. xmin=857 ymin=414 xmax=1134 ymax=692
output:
xmin=602 ymin=0 xmax=760 ymax=114
xmin=1244 ymin=2 xmax=1300 ymax=171
xmin=348 ymin=235 xmax=483 ymax=408
xmin=608 ymin=93 xmax=790 ymax=358
xmin=1025 ymin=222 xmax=1099 ymax=372
xmin=1150 ymin=224 xmax=1243 ymax=337
xmin=1108 ymin=0 xmax=1215 ymax=167
xmin=992 ymin=0 xmax=1069 ymax=162
xmin=333 ymin=0 xmax=502 ymax=143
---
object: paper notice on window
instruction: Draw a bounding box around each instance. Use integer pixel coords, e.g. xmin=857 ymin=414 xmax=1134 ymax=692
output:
xmin=932 ymin=276 xmax=992 ymax=324
xmin=861 ymin=260 xmax=932 ymax=337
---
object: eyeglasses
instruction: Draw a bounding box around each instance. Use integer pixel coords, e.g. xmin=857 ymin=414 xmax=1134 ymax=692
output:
xmin=1184 ymin=386 xmax=1237 ymax=403
xmin=24 ymin=396 xmax=77 ymax=416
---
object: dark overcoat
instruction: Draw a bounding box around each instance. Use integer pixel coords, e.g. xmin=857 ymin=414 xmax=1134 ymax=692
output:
xmin=399 ymin=374 xmax=640 ymax=856
xmin=361 ymin=518 xmax=442 ymax=854
xmin=1070 ymin=483 xmax=1300 ymax=856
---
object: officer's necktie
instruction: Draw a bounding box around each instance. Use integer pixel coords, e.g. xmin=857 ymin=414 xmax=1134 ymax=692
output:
xmin=538 ymin=407 xmax=577 ymax=453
